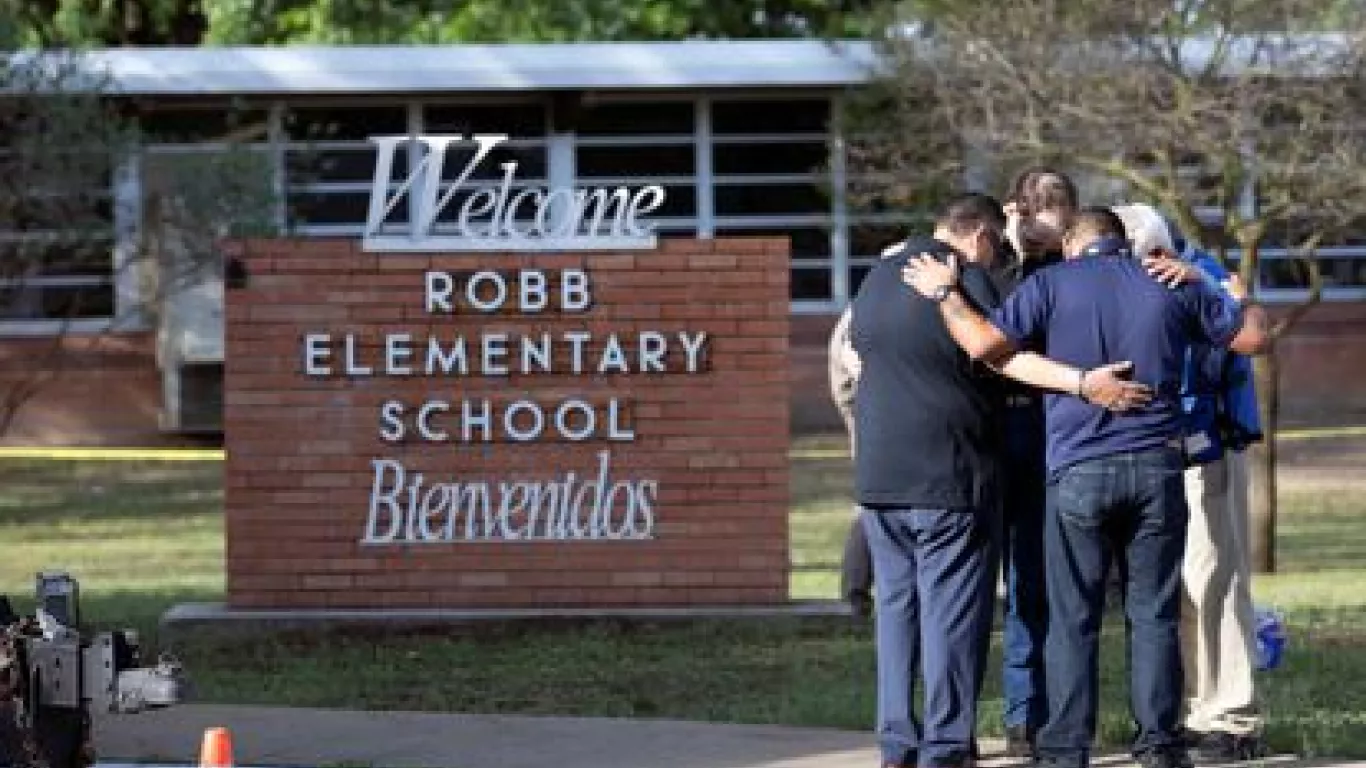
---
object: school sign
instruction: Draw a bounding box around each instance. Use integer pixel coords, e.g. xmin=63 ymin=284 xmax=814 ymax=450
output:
xmin=223 ymin=133 xmax=791 ymax=609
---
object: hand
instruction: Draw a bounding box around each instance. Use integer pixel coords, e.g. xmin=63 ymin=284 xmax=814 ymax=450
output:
xmin=901 ymin=252 xmax=960 ymax=299
xmin=1080 ymin=361 xmax=1154 ymax=412
xmin=1143 ymin=256 xmax=1202 ymax=289
xmin=1222 ymin=273 xmax=1250 ymax=302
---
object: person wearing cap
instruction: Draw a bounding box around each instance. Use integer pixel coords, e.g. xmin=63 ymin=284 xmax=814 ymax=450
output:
xmin=1111 ymin=203 xmax=1268 ymax=764
xmin=901 ymin=207 xmax=1271 ymax=768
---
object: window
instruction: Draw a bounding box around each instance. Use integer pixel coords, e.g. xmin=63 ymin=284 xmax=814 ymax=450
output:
xmin=132 ymin=93 xmax=882 ymax=311
xmin=711 ymin=98 xmax=836 ymax=302
xmin=140 ymin=103 xmax=270 ymax=144
xmin=0 ymin=132 xmax=117 ymax=325
xmin=573 ymin=100 xmax=696 ymax=229
xmin=0 ymin=236 xmax=115 ymax=321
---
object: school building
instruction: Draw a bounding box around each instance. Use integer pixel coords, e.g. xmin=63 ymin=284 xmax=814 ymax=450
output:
xmin=3 ymin=39 xmax=1363 ymax=446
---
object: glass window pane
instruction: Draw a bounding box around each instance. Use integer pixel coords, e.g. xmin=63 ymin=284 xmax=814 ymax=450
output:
xmin=141 ymin=106 xmax=269 ymax=144
xmin=850 ymin=222 xmax=914 ymax=258
xmin=285 ymin=105 xmax=407 ymax=142
xmin=439 ymin=143 xmax=547 ymax=183
xmin=654 ymin=223 xmax=700 ymax=238
xmin=424 ymin=103 xmax=547 ymax=137
xmin=1264 ymin=215 xmax=1366 ymax=249
xmin=712 ymin=99 xmax=830 ymax=134
xmin=288 ymin=192 xmax=389 ymax=227
xmin=577 ymin=145 xmax=693 ymax=177
xmin=0 ymin=283 xmax=113 ymax=320
xmin=850 ymin=264 xmax=873 ymax=295
xmin=792 ymin=265 xmax=833 ymax=301
xmin=574 ymin=101 xmax=693 ymax=136
xmin=714 ymin=227 xmax=829 ymax=259
xmin=1261 ymin=256 xmax=1366 ymax=288
xmin=287 ymin=148 xmax=392 ymax=184
xmin=715 ymin=183 xmax=830 ymax=217
xmin=714 ymin=142 xmax=827 ymax=176
xmin=644 ymin=186 xmax=695 ymax=218
xmin=0 ymin=239 xmax=111 ymax=280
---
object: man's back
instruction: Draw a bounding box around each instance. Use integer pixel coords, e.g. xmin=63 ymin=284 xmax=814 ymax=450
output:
xmin=850 ymin=236 xmax=1002 ymax=508
xmin=993 ymin=240 xmax=1242 ymax=474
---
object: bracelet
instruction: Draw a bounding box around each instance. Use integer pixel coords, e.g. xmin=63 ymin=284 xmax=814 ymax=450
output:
xmin=1076 ymin=369 xmax=1087 ymax=399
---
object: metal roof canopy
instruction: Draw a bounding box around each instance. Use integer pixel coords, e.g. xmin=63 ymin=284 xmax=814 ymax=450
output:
xmin=70 ymin=39 xmax=878 ymax=95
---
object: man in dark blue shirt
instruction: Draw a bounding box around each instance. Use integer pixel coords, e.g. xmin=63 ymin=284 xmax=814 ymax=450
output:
xmin=851 ymin=197 xmax=1152 ymax=768
xmin=901 ymin=208 xmax=1270 ymax=768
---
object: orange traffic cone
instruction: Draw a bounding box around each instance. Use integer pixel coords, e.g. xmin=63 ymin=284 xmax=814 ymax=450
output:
xmin=199 ymin=727 xmax=234 ymax=768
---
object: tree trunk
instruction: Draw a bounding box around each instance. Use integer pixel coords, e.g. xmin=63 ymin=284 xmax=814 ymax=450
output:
xmin=1247 ymin=347 xmax=1279 ymax=573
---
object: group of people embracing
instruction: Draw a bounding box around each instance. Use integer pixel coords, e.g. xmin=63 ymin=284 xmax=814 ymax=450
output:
xmin=828 ymin=168 xmax=1270 ymax=768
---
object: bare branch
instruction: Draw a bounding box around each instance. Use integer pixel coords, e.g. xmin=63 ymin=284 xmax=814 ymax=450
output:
xmin=1271 ymin=233 xmax=1326 ymax=339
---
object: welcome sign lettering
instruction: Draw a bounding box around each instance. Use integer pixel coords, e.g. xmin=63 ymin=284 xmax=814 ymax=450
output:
xmin=300 ymin=266 xmax=712 ymax=544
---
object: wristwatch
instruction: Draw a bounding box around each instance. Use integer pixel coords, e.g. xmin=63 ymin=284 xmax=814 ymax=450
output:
xmin=929 ymin=284 xmax=954 ymax=303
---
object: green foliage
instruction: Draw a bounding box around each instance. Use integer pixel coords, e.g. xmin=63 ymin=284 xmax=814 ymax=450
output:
xmin=1 ymin=0 xmax=882 ymax=46
xmin=208 ymin=0 xmax=880 ymax=44
xmin=1 ymin=0 xmax=208 ymax=46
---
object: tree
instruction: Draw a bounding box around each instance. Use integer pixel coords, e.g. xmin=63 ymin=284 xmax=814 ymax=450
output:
xmin=849 ymin=0 xmax=1366 ymax=571
xmin=0 ymin=0 xmax=209 ymax=46
xmin=0 ymin=50 xmax=275 ymax=436
xmin=0 ymin=0 xmax=879 ymax=45
xmin=205 ymin=0 xmax=879 ymax=43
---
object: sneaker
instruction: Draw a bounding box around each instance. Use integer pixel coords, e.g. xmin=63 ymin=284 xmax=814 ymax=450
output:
xmin=1189 ymin=732 xmax=1269 ymax=764
xmin=1005 ymin=725 xmax=1035 ymax=758
xmin=1136 ymin=747 xmax=1195 ymax=768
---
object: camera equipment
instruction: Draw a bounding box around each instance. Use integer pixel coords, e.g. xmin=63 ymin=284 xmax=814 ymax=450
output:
xmin=0 ymin=572 xmax=188 ymax=768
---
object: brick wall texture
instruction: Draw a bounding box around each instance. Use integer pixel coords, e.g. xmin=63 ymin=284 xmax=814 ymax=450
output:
xmin=224 ymin=237 xmax=791 ymax=610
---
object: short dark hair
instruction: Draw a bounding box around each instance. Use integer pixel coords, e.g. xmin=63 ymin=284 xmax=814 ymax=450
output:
xmin=935 ymin=192 xmax=1006 ymax=236
xmin=1009 ymin=166 xmax=1079 ymax=215
xmin=1068 ymin=206 xmax=1128 ymax=242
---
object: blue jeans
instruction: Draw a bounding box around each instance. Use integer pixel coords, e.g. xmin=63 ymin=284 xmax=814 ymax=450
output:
xmin=1035 ymin=447 xmax=1189 ymax=768
xmin=862 ymin=505 xmax=999 ymax=768
xmin=1002 ymin=455 xmax=1048 ymax=734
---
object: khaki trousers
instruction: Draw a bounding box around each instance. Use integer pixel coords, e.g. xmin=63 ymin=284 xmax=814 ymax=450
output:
xmin=1180 ymin=450 xmax=1263 ymax=736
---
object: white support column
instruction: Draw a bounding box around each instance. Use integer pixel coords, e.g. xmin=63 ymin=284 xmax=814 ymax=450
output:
xmin=112 ymin=145 xmax=145 ymax=330
xmin=268 ymin=102 xmax=287 ymax=234
xmin=829 ymin=98 xmax=850 ymax=309
xmin=547 ymin=129 xmax=576 ymax=233
xmin=695 ymin=97 xmax=715 ymax=239
xmin=407 ymin=102 xmax=424 ymax=235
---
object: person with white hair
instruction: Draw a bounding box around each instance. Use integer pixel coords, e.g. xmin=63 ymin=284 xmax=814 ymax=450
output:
xmin=1111 ymin=202 xmax=1268 ymax=764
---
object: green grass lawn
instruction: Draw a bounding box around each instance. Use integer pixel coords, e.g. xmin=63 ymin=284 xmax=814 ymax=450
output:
xmin=0 ymin=439 xmax=1363 ymax=757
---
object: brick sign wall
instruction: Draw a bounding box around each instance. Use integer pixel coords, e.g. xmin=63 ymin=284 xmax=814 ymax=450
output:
xmin=224 ymin=237 xmax=790 ymax=609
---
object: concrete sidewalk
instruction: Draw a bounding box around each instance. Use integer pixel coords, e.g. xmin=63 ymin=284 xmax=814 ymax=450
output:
xmin=92 ymin=705 xmax=1360 ymax=768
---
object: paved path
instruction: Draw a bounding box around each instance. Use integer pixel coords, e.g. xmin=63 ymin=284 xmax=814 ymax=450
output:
xmin=92 ymin=705 xmax=1360 ymax=768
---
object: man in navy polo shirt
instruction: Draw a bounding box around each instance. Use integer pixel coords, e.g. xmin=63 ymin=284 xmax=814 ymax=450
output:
xmin=901 ymin=208 xmax=1270 ymax=768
